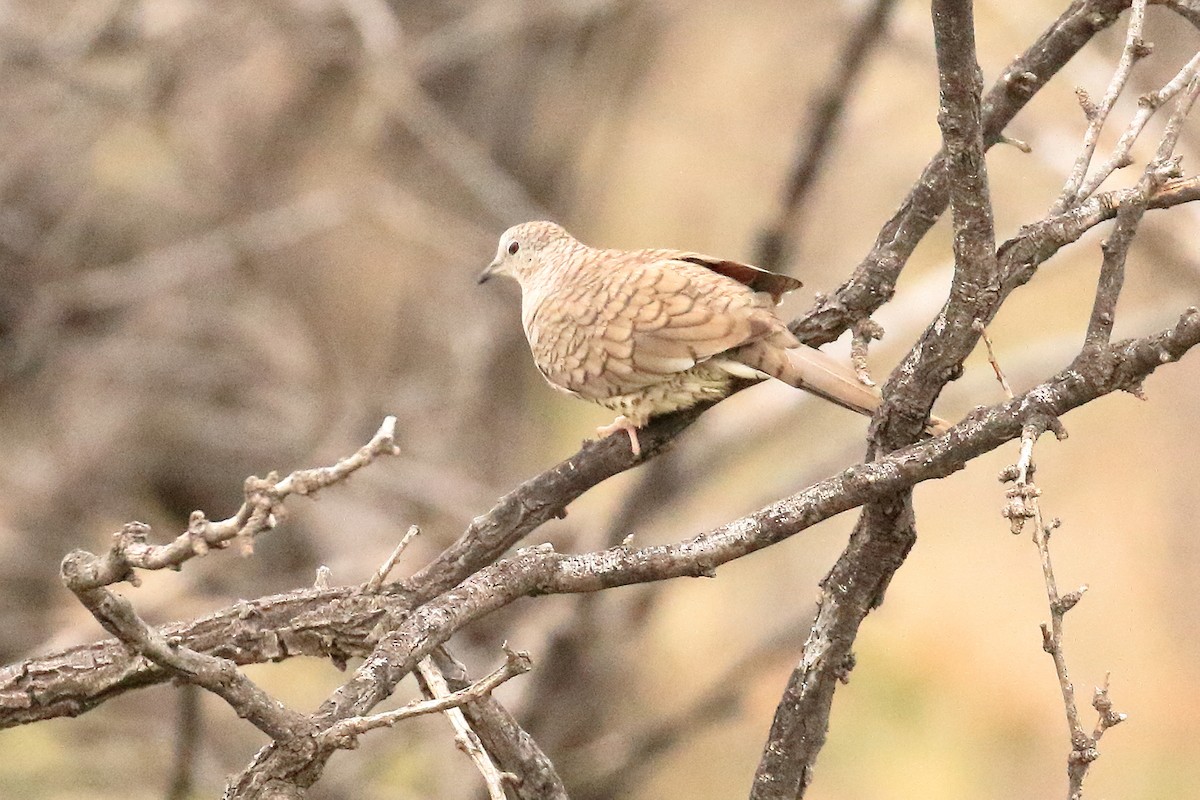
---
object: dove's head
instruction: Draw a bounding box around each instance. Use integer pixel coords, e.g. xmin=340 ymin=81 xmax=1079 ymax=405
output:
xmin=478 ymin=220 xmax=575 ymax=286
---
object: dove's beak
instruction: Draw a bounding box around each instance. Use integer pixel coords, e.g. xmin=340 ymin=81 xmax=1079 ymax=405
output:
xmin=477 ymin=256 xmax=502 ymax=285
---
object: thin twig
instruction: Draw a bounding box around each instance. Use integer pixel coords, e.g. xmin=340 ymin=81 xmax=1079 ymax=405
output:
xmin=1074 ymin=50 xmax=1200 ymax=201
xmin=59 ymin=417 xmax=400 ymax=590
xmin=1085 ymin=65 xmax=1200 ymax=349
xmin=416 ymin=655 xmax=513 ymax=800
xmin=365 ymin=525 xmax=421 ymax=592
xmin=850 ymin=318 xmax=884 ymax=387
xmin=998 ymin=174 xmax=1200 ymax=293
xmin=999 ymin=424 xmax=1126 ymax=800
xmin=973 ymin=320 xmax=1014 ymax=399
xmin=321 ymin=648 xmax=532 ymax=746
xmin=1053 ymin=0 xmax=1150 ymax=213
xmin=431 ymin=646 xmax=570 ymax=800
xmin=53 ymin=418 xmax=404 ymax=747
xmin=1152 ymin=70 xmax=1200 ymax=161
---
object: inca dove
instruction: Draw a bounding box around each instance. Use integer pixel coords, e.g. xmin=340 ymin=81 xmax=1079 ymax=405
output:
xmin=479 ymin=221 xmax=949 ymax=454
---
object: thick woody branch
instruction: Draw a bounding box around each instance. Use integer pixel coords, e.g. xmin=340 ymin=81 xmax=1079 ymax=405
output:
xmin=60 ymin=563 xmax=315 ymax=743
xmin=226 ymin=310 xmax=1200 ymax=797
xmin=871 ymin=0 xmax=997 ymax=448
xmin=406 ymin=404 xmax=709 ymax=598
xmin=752 ymin=34 xmax=1200 ymax=800
xmin=0 ymin=577 xmax=410 ymax=729
xmin=6 ymin=293 xmax=1200 ymax=735
xmin=754 ymin=3 xmax=997 ymax=795
xmin=49 ymin=421 xmax=405 ymax=767
xmin=790 ymin=0 xmax=1198 ymax=348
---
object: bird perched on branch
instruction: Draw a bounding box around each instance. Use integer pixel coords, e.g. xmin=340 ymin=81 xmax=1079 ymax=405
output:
xmin=479 ymin=221 xmax=949 ymax=455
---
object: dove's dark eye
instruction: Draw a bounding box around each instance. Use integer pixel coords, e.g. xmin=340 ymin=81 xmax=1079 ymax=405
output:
xmin=507 ymin=240 xmax=520 ymax=255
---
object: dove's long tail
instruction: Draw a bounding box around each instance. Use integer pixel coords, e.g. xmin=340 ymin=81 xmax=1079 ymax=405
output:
xmin=728 ymin=341 xmax=952 ymax=436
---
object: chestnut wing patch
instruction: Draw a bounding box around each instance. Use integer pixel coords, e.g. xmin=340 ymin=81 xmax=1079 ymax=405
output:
xmin=676 ymin=255 xmax=801 ymax=303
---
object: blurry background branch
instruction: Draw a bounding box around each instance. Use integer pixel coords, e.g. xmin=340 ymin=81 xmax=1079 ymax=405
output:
xmin=756 ymin=0 xmax=901 ymax=272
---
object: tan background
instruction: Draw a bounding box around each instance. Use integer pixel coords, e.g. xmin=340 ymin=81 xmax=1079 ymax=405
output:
xmin=0 ymin=1 xmax=1197 ymax=798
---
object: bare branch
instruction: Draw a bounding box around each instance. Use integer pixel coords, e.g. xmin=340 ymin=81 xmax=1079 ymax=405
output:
xmin=869 ymin=0 xmax=998 ymax=446
xmin=1075 ymin=50 xmax=1200 ymax=201
xmin=1054 ymin=0 xmax=1150 ymax=213
xmin=791 ymin=0 xmax=1179 ymax=347
xmin=1085 ymin=68 xmax=1200 ymax=348
xmin=7 ymin=304 xmax=1200 ymax=735
xmin=59 ymin=563 xmax=314 ymax=743
xmin=228 ymin=309 xmax=1200 ymax=798
xmin=999 ymin=423 xmax=1126 ymax=800
xmin=431 ymin=646 xmax=570 ymax=800
xmin=850 ymin=318 xmax=884 ymax=388
xmin=975 ymin=321 xmax=1015 ymax=399
xmin=5 ymin=5 xmax=1200 ymax=798
xmin=416 ymin=656 xmax=513 ymax=800
xmin=754 ymin=0 xmax=993 ymax=792
xmin=365 ymin=524 xmax=421 ymax=593
xmin=59 ymin=417 xmax=400 ymax=591
xmin=319 ymin=648 xmax=532 ymax=745
xmin=998 ymin=174 xmax=1200 ymax=293
xmin=1152 ymin=69 xmax=1200 ymax=161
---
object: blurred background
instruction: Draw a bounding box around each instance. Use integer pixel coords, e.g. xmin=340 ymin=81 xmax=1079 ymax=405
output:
xmin=1 ymin=0 xmax=1198 ymax=798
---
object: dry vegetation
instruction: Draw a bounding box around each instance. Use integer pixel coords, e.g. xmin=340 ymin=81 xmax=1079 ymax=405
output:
xmin=1 ymin=1 xmax=1199 ymax=799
